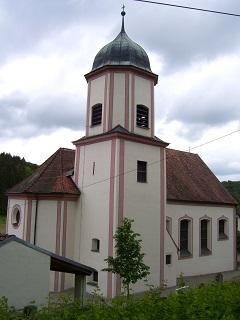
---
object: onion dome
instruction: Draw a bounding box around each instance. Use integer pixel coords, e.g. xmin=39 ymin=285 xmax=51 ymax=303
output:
xmin=92 ymin=8 xmax=152 ymax=73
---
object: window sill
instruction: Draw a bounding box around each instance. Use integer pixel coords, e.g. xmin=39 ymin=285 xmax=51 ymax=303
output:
xmin=179 ymin=250 xmax=192 ymax=259
xmin=218 ymin=234 xmax=228 ymax=241
xmin=91 ymin=250 xmax=100 ymax=253
xmin=87 ymin=281 xmax=98 ymax=287
xmin=200 ymin=248 xmax=212 ymax=256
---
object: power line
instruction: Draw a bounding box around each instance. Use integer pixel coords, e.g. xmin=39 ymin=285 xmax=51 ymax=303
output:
xmin=6 ymin=128 xmax=240 ymax=213
xmin=133 ymin=0 xmax=240 ymax=17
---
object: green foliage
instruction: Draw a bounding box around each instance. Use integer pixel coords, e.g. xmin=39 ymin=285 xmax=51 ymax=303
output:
xmin=102 ymin=217 xmax=150 ymax=297
xmin=0 ymin=152 xmax=38 ymax=216
xmin=2 ymin=279 xmax=240 ymax=319
xmin=222 ymin=180 xmax=240 ymax=204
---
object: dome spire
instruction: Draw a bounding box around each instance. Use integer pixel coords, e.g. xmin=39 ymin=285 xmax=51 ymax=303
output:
xmin=121 ymin=4 xmax=126 ymax=32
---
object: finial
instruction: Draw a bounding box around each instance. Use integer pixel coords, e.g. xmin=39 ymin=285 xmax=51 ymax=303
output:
xmin=121 ymin=4 xmax=126 ymax=32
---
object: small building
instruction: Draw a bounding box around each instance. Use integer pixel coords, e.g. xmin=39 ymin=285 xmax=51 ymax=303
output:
xmin=0 ymin=236 xmax=94 ymax=310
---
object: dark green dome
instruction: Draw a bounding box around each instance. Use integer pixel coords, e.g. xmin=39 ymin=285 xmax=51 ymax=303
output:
xmin=92 ymin=12 xmax=152 ymax=73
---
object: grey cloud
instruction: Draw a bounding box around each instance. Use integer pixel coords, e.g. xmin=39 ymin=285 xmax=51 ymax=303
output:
xmin=0 ymin=91 xmax=86 ymax=139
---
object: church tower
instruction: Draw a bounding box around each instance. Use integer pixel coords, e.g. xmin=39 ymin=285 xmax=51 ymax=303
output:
xmin=73 ymin=9 xmax=168 ymax=298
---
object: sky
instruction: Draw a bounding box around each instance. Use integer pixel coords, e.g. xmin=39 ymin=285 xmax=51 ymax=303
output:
xmin=0 ymin=0 xmax=240 ymax=182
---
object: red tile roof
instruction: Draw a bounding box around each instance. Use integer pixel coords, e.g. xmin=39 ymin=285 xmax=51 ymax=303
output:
xmin=166 ymin=148 xmax=236 ymax=205
xmin=7 ymin=148 xmax=80 ymax=196
xmin=7 ymin=146 xmax=236 ymax=205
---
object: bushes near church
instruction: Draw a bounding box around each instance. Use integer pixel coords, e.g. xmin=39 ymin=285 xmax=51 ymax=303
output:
xmin=1 ymin=279 xmax=240 ymax=319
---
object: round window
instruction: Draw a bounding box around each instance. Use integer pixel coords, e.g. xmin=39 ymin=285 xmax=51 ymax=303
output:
xmin=12 ymin=206 xmax=21 ymax=228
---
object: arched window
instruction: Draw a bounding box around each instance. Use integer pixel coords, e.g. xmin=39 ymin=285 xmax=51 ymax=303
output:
xmin=200 ymin=217 xmax=211 ymax=255
xmin=12 ymin=205 xmax=21 ymax=228
xmin=91 ymin=104 xmax=102 ymax=126
xmin=179 ymin=217 xmax=192 ymax=258
xmin=218 ymin=217 xmax=228 ymax=240
xmin=136 ymin=105 xmax=149 ymax=128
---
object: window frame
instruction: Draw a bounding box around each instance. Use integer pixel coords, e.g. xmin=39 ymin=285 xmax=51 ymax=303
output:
xmin=179 ymin=217 xmax=193 ymax=259
xmin=91 ymin=238 xmax=100 ymax=252
xmin=136 ymin=105 xmax=149 ymax=128
xmin=218 ymin=217 xmax=229 ymax=240
xmin=199 ymin=217 xmax=212 ymax=256
xmin=91 ymin=103 xmax=102 ymax=126
xmin=11 ymin=205 xmax=21 ymax=229
xmin=137 ymin=160 xmax=147 ymax=183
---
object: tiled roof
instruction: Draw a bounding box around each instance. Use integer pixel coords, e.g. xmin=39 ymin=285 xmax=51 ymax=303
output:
xmin=7 ymin=146 xmax=236 ymax=205
xmin=166 ymin=148 xmax=236 ymax=205
xmin=7 ymin=148 xmax=80 ymax=196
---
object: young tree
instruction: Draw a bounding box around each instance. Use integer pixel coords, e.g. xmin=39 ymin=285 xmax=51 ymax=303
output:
xmin=102 ymin=217 xmax=150 ymax=298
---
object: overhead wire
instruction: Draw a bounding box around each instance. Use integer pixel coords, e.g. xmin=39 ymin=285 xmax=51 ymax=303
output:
xmin=133 ymin=0 xmax=240 ymax=17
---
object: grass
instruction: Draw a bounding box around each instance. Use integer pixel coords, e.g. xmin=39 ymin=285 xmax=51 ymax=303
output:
xmin=0 ymin=214 xmax=6 ymax=234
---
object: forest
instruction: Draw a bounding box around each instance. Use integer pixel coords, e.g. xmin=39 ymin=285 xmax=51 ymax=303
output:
xmin=0 ymin=152 xmax=38 ymax=216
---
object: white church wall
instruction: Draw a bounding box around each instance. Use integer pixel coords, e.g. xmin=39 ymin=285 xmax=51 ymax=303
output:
xmin=112 ymin=73 xmax=126 ymax=129
xmin=164 ymin=231 xmax=178 ymax=287
xmin=88 ymin=74 xmax=105 ymax=136
xmin=134 ymin=75 xmax=152 ymax=138
xmin=76 ymin=140 xmax=113 ymax=296
xmin=167 ymin=203 xmax=235 ymax=278
xmin=123 ymin=140 xmax=163 ymax=292
xmin=7 ymin=198 xmax=26 ymax=239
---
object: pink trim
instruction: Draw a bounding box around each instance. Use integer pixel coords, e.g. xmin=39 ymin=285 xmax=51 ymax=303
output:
xmin=167 ymin=200 xmax=234 ymax=208
xmin=233 ymin=207 xmax=237 ymax=269
xmin=159 ymin=148 xmax=165 ymax=286
xmin=107 ymin=139 xmax=116 ymax=299
xmin=151 ymin=81 xmax=154 ymax=137
xmin=74 ymin=146 xmax=81 ymax=185
xmin=54 ymin=200 xmax=62 ymax=292
xmin=11 ymin=204 xmax=22 ymax=230
xmin=23 ymin=200 xmax=27 ymax=240
xmin=217 ymin=216 xmax=229 ymax=241
xmin=6 ymin=198 xmax=10 ymax=233
xmin=74 ymin=130 xmax=168 ymax=148
xmin=108 ymin=72 xmax=114 ymax=130
xmin=86 ymin=80 xmax=91 ymax=137
xmin=118 ymin=139 xmax=124 ymax=227
xmin=125 ymin=72 xmax=130 ymax=131
xmin=26 ymin=200 xmax=32 ymax=242
xmin=131 ymin=74 xmax=135 ymax=133
xmin=85 ymin=65 xmax=158 ymax=85
xmin=103 ymin=73 xmax=108 ymax=133
xmin=178 ymin=215 xmax=193 ymax=260
xmin=61 ymin=200 xmax=68 ymax=291
xmin=199 ymin=216 xmax=212 ymax=256
xmin=116 ymin=139 xmax=125 ymax=295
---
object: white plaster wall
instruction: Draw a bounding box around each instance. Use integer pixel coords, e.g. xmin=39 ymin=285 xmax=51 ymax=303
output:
xmin=88 ymin=75 xmax=105 ymax=136
xmin=7 ymin=198 xmax=26 ymax=239
xmin=76 ymin=141 xmax=112 ymax=296
xmin=123 ymin=141 xmax=162 ymax=292
xmin=164 ymin=232 xmax=178 ymax=287
xmin=112 ymin=73 xmax=125 ymax=128
xmin=0 ymin=241 xmax=50 ymax=310
xmin=134 ymin=75 xmax=152 ymax=138
xmin=35 ymin=200 xmax=58 ymax=253
xmin=64 ymin=201 xmax=77 ymax=289
xmin=166 ymin=204 xmax=235 ymax=278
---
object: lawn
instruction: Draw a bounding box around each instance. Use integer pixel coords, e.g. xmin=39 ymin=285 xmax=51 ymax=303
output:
xmin=0 ymin=215 xmax=6 ymax=234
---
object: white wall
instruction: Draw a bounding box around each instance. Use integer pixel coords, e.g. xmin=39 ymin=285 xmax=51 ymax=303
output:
xmin=166 ymin=204 xmax=235 ymax=278
xmin=0 ymin=241 xmax=50 ymax=310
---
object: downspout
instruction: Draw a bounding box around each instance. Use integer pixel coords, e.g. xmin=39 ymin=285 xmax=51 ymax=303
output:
xmin=34 ymin=195 xmax=38 ymax=245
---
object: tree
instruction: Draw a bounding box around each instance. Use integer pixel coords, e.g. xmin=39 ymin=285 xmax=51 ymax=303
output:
xmin=102 ymin=217 xmax=150 ymax=298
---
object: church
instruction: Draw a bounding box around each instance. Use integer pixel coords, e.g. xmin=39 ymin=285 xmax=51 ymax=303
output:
xmin=6 ymin=9 xmax=237 ymax=298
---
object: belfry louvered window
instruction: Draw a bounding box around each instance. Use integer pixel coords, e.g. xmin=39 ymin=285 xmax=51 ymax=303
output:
xmin=136 ymin=105 xmax=149 ymax=128
xmin=91 ymin=104 xmax=102 ymax=126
